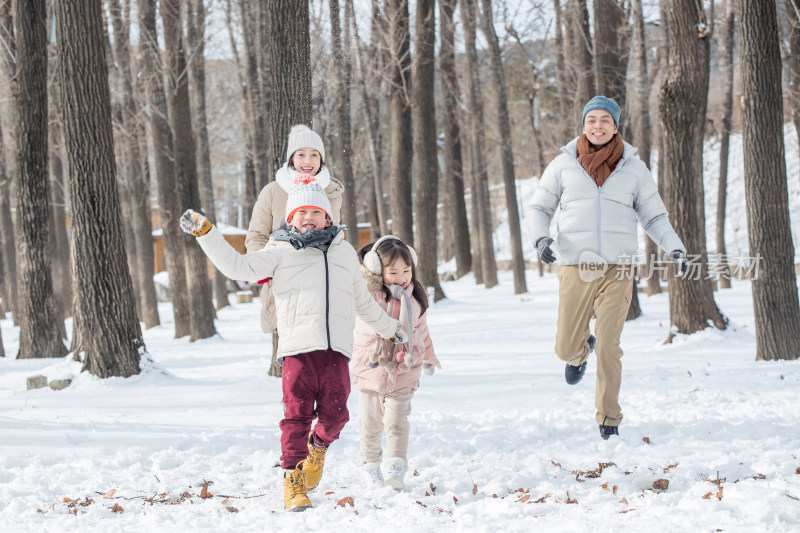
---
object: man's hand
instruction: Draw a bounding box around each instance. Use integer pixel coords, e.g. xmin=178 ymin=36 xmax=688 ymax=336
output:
xmin=180 ymin=209 xmax=212 ymax=237
xmin=536 ymin=237 xmax=556 ymax=264
xmin=669 ymin=249 xmax=688 ymax=277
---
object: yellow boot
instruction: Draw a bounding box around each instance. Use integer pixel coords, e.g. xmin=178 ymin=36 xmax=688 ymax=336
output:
xmin=283 ymin=468 xmax=311 ymax=512
xmin=302 ymin=432 xmax=328 ymax=491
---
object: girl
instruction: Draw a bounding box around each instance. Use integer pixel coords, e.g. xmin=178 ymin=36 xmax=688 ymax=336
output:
xmin=352 ymin=236 xmax=441 ymax=490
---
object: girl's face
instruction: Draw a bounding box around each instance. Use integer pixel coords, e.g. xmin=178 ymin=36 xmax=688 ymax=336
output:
xmin=382 ymin=257 xmax=412 ymax=290
xmin=291 ymin=148 xmax=322 ymax=175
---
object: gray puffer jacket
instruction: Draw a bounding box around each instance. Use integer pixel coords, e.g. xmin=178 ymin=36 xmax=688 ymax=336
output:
xmin=528 ymin=137 xmax=684 ymax=265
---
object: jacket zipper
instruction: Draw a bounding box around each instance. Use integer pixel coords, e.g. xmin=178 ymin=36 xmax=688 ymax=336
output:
xmin=322 ymin=247 xmax=331 ymax=349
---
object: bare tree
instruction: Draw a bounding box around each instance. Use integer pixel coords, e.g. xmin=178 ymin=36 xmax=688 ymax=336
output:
xmin=593 ymin=0 xmax=628 ymax=132
xmin=265 ymin=0 xmax=312 ymax=174
xmin=137 ymin=0 xmax=192 ymax=338
xmin=786 ymin=0 xmax=800 ymax=158
xmin=385 ymin=0 xmax=413 ymax=244
xmin=108 ymin=0 xmax=160 ymax=327
xmin=478 ymin=0 xmax=525 ymax=294
xmin=162 ymin=0 xmax=216 ymax=341
xmin=552 ymin=0 xmax=571 ymax=139
xmin=0 ymin=2 xmax=17 ymax=324
xmin=329 ymin=0 xmax=357 ymax=244
xmin=411 ymin=0 xmax=444 ymax=300
xmin=737 ymin=0 xmax=800 ymax=361
xmin=715 ymin=0 xmax=735 ymax=289
xmin=186 ymin=0 xmax=229 ymax=310
xmin=460 ymin=0 xmax=498 ymax=288
xmin=55 ymin=0 xmax=145 ymax=375
xmin=13 ymin=0 xmax=67 ymax=359
xmin=568 ymin=0 xmax=593 ymax=123
xmin=439 ymin=0 xmax=471 ymax=278
xmin=659 ymin=0 xmax=726 ymax=335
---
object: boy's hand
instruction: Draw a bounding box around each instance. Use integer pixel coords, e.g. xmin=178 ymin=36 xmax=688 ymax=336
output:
xmin=180 ymin=209 xmax=212 ymax=237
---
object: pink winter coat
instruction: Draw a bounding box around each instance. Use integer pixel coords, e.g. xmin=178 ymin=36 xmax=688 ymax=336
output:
xmin=351 ymin=283 xmax=440 ymax=394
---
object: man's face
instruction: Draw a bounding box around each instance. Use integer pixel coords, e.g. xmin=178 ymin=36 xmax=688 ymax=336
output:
xmin=582 ymin=110 xmax=618 ymax=146
xmin=288 ymin=208 xmax=330 ymax=233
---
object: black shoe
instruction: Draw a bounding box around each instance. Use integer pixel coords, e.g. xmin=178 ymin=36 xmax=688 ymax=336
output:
xmin=599 ymin=424 xmax=619 ymax=440
xmin=565 ymin=361 xmax=587 ymax=385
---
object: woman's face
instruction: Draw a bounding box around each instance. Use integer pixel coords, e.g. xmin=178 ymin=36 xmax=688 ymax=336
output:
xmin=291 ymin=148 xmax=322 ymax=175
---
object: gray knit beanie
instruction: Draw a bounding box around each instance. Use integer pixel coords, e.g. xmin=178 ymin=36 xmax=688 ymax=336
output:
xmin=581 ymin=96 xmax=621 ymax=127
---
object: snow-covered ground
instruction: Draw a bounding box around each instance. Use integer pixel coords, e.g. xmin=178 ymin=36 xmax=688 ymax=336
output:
xmin=2 ymin=126 xmax=800 ymax=531
xmin=1 ymin=268 xmax=799 ymax=532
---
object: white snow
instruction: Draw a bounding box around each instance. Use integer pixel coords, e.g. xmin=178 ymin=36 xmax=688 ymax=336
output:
xmin=1 ymin=127 xmax=799 ymax=531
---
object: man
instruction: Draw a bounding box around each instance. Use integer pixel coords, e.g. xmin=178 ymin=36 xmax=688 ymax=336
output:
xmin=528 ymin=95 xmax=687 ymax=439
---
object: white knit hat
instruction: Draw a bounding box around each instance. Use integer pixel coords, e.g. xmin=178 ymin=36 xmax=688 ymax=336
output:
xmin=286 ymin=124 xmax=325 ymax=162
xmin=284 ymin=174 xmax=332 ymax=223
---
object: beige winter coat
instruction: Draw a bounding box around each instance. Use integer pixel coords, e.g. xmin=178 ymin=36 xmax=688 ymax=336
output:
xmin=245 ymin=165 xmax=345 ymax=333
xmin=351 ymin=280 xmax=440 ymax=395
xmin=197 ymin=225 xmax=396 ymax=362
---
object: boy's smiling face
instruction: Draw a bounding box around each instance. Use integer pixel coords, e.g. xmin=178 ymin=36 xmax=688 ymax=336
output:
xmin=288 ymin=208 xmax=330 ymax=233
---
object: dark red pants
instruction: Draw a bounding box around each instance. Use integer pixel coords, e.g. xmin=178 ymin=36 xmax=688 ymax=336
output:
xmin=280 ymin=349 xmax=351 ymax=469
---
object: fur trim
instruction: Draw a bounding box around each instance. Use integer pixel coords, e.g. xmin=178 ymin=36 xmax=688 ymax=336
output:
xmin=360 ymin=264 xmax=384 ymax=292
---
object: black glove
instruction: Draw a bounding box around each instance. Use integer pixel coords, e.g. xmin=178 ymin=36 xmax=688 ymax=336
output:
xmin=669 ymin=249 xmax=688 ymax=276
xmin=536 ymin=237 xmax=556 ymax=264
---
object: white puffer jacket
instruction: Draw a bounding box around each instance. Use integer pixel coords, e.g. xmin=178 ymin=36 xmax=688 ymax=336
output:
xmin=196 ymin=226 xmax=397 ymax=362
xmin=528 ymin=137 xmax=684 ymax=265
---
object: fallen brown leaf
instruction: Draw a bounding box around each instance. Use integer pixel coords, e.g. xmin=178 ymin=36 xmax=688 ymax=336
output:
xmin=453 ymin=496 xmax=458 ymax=504
xmin=518 ymin=494 xmax=531 ymax=503
xmin=429 ymin=482 xmax=436 ymax=494
xmin=472 ymin=483 xmax=478 ymax=495
xmin=620 ymin=508 xmax=636 ymax=514
xmin=716 ymin=490 xmax=723 ymax=501
xmin=111 ymin=503 xmax=124 ymax=514
xmin=415 ymin=500 xmax=427 ymax=507
xmin=618 ymin=498 xmax=628 ymax=505
xmin=226 ymin=506 xmax=239 ymax=513
xmin=200 ymin=481 xmax=212 ymax=499
xmin=103 ymin=489 xmax=116 ymax=499
xmin=325 ymin=491 xmax=335 ymax=496
xmin=600 ymin=482 xmax=609 ymax=490
xmin=492 ymin=494 xmax=498 ymax=498
xmin=336 ymin=496 xmax=354 ymax=508
xmin=413 ymin=470 xmax=419 ymax=477
xmin=702 ymin=492 xmax=713 ymax=499
xmin=642 ymin=437 xmax=651 ymax=445
xmin=795 ymin=467 xmax=800 ymax=475
xmin=612 ymin=485 xmax=618 ymax=495
xmin=652 ymin=479 xmax=669 ymax=492
xmin=182 ymin=492 xmax=192 ymax=499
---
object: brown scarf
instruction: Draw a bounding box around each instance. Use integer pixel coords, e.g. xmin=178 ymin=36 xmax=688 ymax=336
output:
xmin=577 ymin=133 xmax=624 ymax=187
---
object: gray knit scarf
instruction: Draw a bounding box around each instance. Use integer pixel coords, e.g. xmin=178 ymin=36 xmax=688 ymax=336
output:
xmin=271 ymin=221 xmax=344 ymax=250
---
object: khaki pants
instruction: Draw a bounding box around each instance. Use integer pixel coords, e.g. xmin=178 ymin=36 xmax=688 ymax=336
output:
xmin=556 ymin=265 xmax=633 ymax=426
xmin=358 ymin=388 xmax=414 ymax=463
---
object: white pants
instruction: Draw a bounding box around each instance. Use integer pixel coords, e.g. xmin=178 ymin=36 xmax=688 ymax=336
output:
xmin=358 ymin=388 xmax=415 ymax=463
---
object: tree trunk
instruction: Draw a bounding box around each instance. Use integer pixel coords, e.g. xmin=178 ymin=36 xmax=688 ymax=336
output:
xmin=265 ymin=0 xmax=312 ymax=176
xmin=737 ymin=0 xmax=800 ymax=361
xmin=47 ymin=128 xmax=71 ymax=335
xmin=385 ymin=0 xmax=413 ymax=245
xmin=329 ymin=0 xmax=358 ymax=245
xmin=186 ymin=0 xmax=229 ymax=311
xmin=411 ymin=0 xmax=444 ymax=301
xmin=716 ymin=0 xmax=735 ymax=289
xmin=109 ymin=0 xmax=160 ymax=328
xmin=439 ymin=0 xmax=471 ymax=279
xmin=0 ymin=2 xmax=18 ymax=325
xmin=55 ymin=0 xmax=145 ymax=376
xmin=348 ymin=0 xmax=386 ymax=237
xmin=593 ymin=0 xmax=628 ymax=131
xmin=460 ymin=0 xmax=497 ymax=289
xmin=13 ymin=0 xmax=67 ymax=359
xmin=569 ymin=0 xmax=594 ymax=124
xmin=161 ymin=0 xmax=216 ymax=342
xmin=659 ymin=0 xmax=726 ymax=335
xmin=786 ymin=0 xmax=800 ymax=158
xmin=137 ymin=0 xmax=192 ymax=339
xmin=478 ymin=0 xmax=525 ymax=294
xmin=553 ymin=0 xmax=571 ymax=139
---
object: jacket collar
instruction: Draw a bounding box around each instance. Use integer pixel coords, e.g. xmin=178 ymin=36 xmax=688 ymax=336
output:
xmin=561 ymin=136 xmax=638 ymax=164
xmin=275 ymin=163 xmax=332 ymax=192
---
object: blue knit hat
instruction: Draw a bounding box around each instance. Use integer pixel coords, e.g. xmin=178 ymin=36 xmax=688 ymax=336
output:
xmin=582 ymin=96 xmax=621 ymax=127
